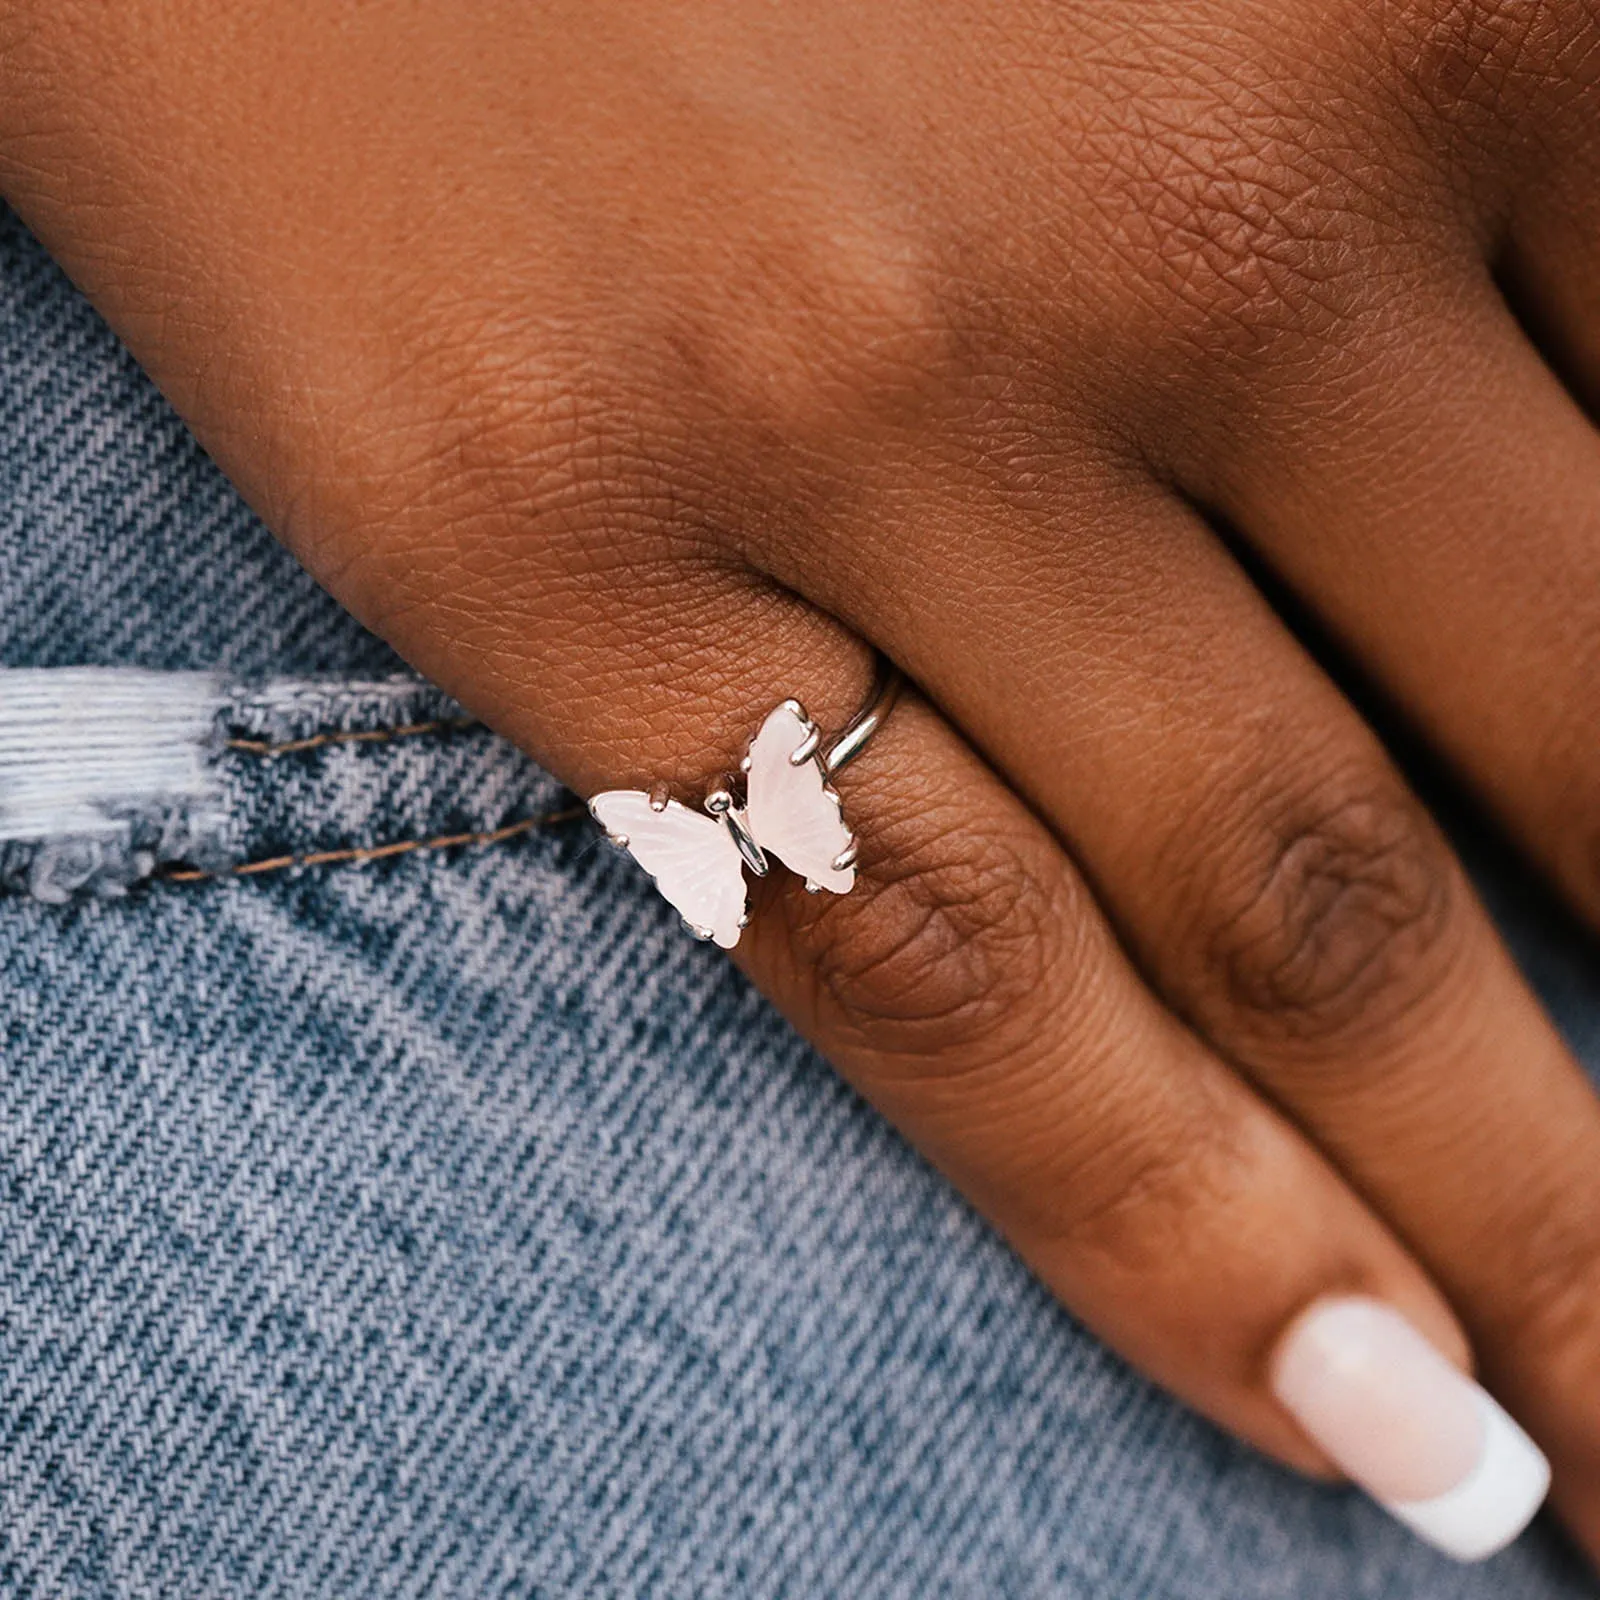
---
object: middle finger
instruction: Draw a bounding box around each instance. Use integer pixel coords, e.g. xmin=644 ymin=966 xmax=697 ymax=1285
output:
xmin=757 ymin=458 xmax=1600 ymax=1549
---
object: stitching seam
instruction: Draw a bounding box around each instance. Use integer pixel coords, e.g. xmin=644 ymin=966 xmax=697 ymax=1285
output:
xmin=160 ymin=805 xmax=586 ymax=884
xmin=224 ymin=717 xmax=479 ymax=757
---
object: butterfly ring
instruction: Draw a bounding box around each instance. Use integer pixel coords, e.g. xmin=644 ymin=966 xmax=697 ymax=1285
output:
xmin=589 ymin=657 xmax=904 ymax=949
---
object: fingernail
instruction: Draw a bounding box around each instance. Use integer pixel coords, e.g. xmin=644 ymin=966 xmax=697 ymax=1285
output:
xmin=1270 ymin=1296 xmax=1549 ymax=1562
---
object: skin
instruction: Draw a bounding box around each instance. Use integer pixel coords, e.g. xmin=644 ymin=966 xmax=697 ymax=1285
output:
xmin=5 ymin=0 xmax=1600 ymax=1556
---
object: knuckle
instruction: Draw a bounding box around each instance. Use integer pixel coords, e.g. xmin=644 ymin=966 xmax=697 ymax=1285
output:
xmin=409 ymin=333 xmax=722 ymax=551
xmin=1197 ymin=779 xmax=1464 ymax=1047
xmin=651 ymin=212 xmax=949 ymax=454
xmin=1101 ymin=79 xmax=1385 ymax=370
xmin=1029 ymin=1096 xmax=1257 ymax=1273
xmin=1157 ymin=160 xmax=1361 ymax=344
xmin=1384 ymin=0 xmax=1595 ymax=122
xmin=306 ymin=306 xmax=689 ymax=554
xmin=353 ymin=212 xmax=950 ymax=574
xmin=792 ymin=807 xmax=1077 ymax=1067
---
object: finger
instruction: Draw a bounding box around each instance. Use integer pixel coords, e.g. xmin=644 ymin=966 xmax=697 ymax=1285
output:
xmin=751 ymin=464 xmax=1595 ymax=1554
xmin=1179 ymin=296 xmax=1600 ymax=1543
xmin=1182 ymin=283 xmax=1600 ymax=926
xmin=1499 ymin=30 xmax=1600 ymax=413
xmin=740 ymin=692 xmax=1547 ymax=1554
xmin=352 ymin=524 xmax=1515 ymax=1539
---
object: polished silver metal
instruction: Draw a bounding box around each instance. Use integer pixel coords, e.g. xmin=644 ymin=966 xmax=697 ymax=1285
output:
xmin=823 ymin=657 xmax=903 ymax=775
xmin=706 ymin=783 xmax=772 ymax=878
xmin=788 ymin=723 xmax=823 ymax=767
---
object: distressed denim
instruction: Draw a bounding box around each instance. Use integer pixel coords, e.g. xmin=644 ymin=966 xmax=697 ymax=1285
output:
xmin=1 ymin=199 xmax=1597 ymax=1599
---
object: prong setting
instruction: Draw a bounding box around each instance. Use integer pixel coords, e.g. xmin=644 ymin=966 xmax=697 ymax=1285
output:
xmin=788 ymin=724 xmax=822 ymax=766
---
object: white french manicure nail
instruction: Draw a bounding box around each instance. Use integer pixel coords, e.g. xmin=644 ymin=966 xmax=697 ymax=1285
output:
xmin=1270 ymin=1296 xmax=1550 ymax=1562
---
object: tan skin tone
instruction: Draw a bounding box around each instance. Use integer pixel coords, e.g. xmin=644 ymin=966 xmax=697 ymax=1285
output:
xmin=6 ymin=0 xmax=1600 ymax=1555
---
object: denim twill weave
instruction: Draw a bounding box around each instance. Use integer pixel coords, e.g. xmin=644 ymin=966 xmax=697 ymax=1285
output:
xmin=3 ymin=201 xmax=1598 ymax=1598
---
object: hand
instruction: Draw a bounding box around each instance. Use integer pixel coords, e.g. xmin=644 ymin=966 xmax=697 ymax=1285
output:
xmin=7 ymin=0 xmax=1600 ymax=1560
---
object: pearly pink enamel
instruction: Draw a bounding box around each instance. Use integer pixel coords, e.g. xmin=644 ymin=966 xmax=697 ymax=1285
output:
xmin=744 ymin=703 xmax=854 ymax=893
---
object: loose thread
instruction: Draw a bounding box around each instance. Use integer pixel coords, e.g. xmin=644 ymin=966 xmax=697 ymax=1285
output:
xmin=161 ymin=805 xmax=586 ymax=884
xmin=225 ymin=718 xmax=479 ymax=758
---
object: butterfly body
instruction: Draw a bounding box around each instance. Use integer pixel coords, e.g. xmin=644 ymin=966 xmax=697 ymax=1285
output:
xmin=590 ymin=700 xmax=858 ymax=949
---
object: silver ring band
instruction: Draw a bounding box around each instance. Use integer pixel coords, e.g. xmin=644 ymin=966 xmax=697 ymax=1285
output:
xmin=824 ymin=655 xmax=904 ymax=775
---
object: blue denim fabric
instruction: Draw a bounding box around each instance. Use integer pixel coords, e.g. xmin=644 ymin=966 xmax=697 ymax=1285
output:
xmin=2 ymin=199 xmax=1598 ymax=1599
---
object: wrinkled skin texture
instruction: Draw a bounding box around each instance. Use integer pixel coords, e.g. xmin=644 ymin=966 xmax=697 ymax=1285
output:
xmin=7 ymin=0 xmax=1600 ymax=1559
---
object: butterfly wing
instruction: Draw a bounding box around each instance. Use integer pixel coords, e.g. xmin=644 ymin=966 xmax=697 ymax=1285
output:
xmin=590 ymin=791 xmax=749 ymax=948
xmin=744 ymin=703 xmax=856 ymax=894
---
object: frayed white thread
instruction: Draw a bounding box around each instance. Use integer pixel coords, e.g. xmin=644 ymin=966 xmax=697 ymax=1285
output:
xmin=0 ymin=669 xmax=225 ymax=901
xmin=0 ymin=668 xmax=223 ymax=839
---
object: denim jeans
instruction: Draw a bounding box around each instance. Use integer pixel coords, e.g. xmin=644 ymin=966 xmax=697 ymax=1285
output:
xmin=1 ymin=200 xmax=1596 ymax=1599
